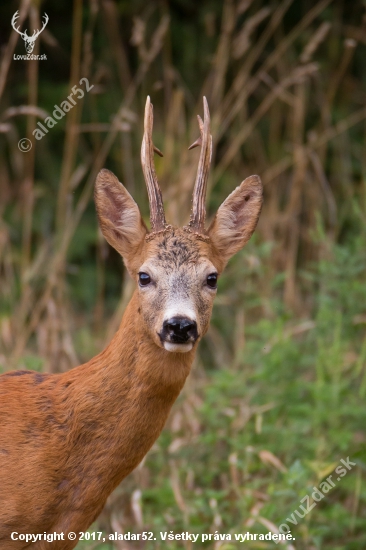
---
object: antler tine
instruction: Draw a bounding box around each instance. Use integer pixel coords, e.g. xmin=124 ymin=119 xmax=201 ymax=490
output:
xmin=11 ymin=11 xmax=25 ymax=37
xmin=11 ymin=10 xmax=19 ymax=27
xmin=32 ymin=13 xmax=49 ymax=40
xmin=188 ymin=97 xmax=212 ymax=232
xmin=141 ymin=96 xmax=167 ymax=233
xmin=39 ymin=13 xmax=49 ymax=33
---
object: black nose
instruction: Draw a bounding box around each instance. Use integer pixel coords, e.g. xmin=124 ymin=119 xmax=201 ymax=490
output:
xmin=162 ymin=316 xmax=198 ymax=344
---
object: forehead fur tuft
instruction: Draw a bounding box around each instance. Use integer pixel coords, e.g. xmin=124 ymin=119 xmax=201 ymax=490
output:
xmin=146 ymin=227 xmax=209 ymax=269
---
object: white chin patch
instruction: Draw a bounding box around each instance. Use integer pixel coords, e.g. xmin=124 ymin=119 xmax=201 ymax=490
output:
xmin=163 ymin=342 xmax=193 ymax=353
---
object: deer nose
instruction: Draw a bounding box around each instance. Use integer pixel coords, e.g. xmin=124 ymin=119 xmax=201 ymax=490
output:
xmin=162 ymin=317 xmax=198 ymax=343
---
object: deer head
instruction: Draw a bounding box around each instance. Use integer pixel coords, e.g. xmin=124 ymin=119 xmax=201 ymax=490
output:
xmin=11 ymin=11 xmax=49 ymax=54
xmin=95 ymin=97 xmax=262 ymax=353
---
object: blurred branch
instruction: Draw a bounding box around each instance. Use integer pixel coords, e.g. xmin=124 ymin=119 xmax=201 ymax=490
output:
xmin=56 ymin=0 xmax=84 ymax=232
xmin=214 ymin=63 xmax=318 ymax=183
xmin=0 ymin=105 xmax=48 ymax=120
xmin=262 ymin=106 xmax=366 ymax=185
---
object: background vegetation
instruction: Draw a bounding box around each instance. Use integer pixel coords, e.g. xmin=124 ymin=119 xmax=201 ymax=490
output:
xmin=0 ymin=0 xmax=366 ymax=548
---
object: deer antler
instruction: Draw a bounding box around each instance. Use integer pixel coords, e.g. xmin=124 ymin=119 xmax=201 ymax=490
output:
xmin=188 ymin=97 xmax=212 ymax=233
xmin=32 ymin=13 xmax=49 ymax=40
xmin=141 ymin=96 xmax=167 ymax=233
xmin=11 ymin=11 xmax=26 ymax=39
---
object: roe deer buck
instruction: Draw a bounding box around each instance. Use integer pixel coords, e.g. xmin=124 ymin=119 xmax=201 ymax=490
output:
xmin=0 ymin=97 xmax=262 ymax=549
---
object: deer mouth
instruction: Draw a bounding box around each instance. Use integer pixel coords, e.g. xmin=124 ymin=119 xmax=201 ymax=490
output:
xmin=163 ymin=342 xmax=194 ymax=353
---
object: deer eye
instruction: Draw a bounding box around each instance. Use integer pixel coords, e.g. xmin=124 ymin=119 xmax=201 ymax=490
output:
xmin=206 ymin=273 xmax=218 ymax=289
xmin=138 ymin=272 xmax=151 ymax=286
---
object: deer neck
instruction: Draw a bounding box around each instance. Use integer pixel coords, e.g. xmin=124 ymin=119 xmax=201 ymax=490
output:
xmin=62 ymin=290 xmax=195 ymax=492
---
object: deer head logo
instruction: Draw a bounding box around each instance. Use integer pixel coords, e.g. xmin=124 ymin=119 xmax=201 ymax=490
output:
xmin=11 ymin=11 xmax=49 ymax=54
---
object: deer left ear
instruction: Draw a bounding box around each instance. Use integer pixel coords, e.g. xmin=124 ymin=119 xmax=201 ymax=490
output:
xmin=95 ymin=169 xmax=148 ymax=275
xmin=208 ymin=175 xmax=263 ymax=266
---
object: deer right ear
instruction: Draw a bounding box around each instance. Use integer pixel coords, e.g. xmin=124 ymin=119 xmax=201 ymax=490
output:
xmin=95 ymin=169 xmax=147 ymax=273
xmin=208 ymin=175 xmax=263 ymax=269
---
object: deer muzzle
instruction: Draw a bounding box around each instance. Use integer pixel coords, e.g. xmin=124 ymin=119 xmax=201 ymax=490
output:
xmin=160 ymin=316 xmax=198 ymax=352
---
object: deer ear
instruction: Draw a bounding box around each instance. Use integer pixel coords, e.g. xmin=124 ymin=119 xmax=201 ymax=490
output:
xmin=208 ymin=175 xmax=263 ymax=267
xmin=95 ymin=169 xmax=147 ymax=273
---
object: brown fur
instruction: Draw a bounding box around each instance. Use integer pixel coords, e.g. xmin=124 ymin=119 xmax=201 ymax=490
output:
xmin=0 ymin=169 xmax=262 ymax=548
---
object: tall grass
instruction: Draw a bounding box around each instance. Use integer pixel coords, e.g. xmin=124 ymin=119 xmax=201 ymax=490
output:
xmin=0 ymin=0 xmax=365 ymax=548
